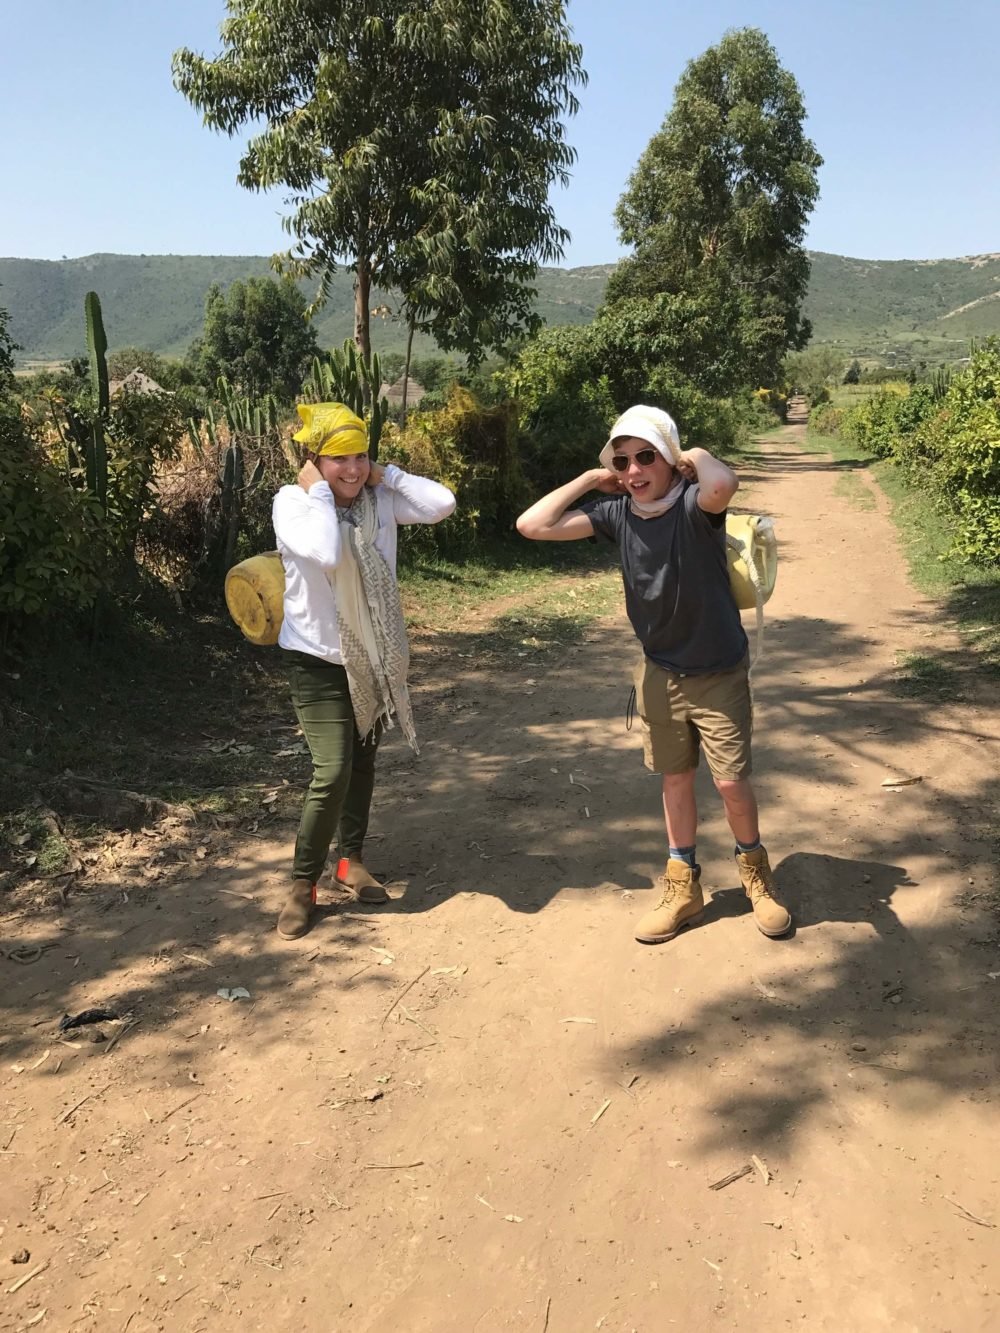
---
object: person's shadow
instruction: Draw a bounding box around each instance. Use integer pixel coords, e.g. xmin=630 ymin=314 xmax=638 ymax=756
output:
xmin=702 ymin=851 xmax=914 ymax=940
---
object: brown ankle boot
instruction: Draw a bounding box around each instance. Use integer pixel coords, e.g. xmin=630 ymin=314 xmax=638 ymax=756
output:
xmin=634 ymin=860 xmax=705 ymax=944
xmin=735 ymin=846 xmax=791 ymax=937
xmin=337 ymin=858 xmax=388 ymax=905
xmin=277 ymin=878 xmax=316 ymax=939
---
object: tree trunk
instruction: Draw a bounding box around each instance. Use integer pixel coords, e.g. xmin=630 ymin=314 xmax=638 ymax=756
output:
xmin=401 ymin=317 xmax=416 ymax=423
xmin=354 ymin=259 xmax=372 ymax=363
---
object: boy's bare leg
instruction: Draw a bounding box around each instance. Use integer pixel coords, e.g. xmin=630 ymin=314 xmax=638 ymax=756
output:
xmin=713 ymin=776 xmax=759 ymax=846
xmin=661 ymin=769 xmax=698 ymax=848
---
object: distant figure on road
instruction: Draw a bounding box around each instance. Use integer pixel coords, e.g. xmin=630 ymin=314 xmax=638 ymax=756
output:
xmin=516 ymin=405 xmax=791 ymax=944
xmin=271 ymin=402 xmax=456 ymax=940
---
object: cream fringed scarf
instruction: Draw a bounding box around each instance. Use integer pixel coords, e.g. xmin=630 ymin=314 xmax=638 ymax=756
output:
xmin=629 ymin=476 xmax=685 ymax=519
xmin=329 ymin=487 xmax=418 ymax=752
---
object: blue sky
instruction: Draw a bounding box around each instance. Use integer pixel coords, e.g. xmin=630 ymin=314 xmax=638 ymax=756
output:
xmin=3 ymin=0 xmax=1000 ymax=266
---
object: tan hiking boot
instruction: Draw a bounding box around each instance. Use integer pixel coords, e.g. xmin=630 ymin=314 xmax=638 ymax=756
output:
xmin=634 ymin=860 xmax=705 ymax=944
xmin=338 ymin=858 xmax=389 ymax=905
xmin=277 ymin=878 xmax=316 ymax=939
xmin=735 ymin=846 xmax=791 ymax=937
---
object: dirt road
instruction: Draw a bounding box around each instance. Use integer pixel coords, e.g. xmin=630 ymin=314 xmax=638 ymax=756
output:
xmin=3 ymin=427 xmax=999 ymax=1332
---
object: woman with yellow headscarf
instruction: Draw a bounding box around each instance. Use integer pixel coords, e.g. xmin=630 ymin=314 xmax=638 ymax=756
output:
xmin=272 ymin=402 xmax=456 ymax=940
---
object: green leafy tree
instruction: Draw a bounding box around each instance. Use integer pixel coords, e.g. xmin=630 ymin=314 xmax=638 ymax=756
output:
xmin=107 ymin=346 xmax=171 ymax=384
xmin=843 ymin=358 xmax=862 ymax=385
xmin=785 ymin=344 xmax=845 ymax=401
xmin=0 ymin=295 xmax=18 ymax=392
xmin=195 ymin=277 xmax=319 ymax=402
xmin=173 ymin=1 xmax=585 ymax=362
xmin=605 ymin=28 xmax=822 ymax=392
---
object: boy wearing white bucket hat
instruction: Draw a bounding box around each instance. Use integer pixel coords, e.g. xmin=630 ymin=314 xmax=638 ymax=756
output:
xmin=516 ymin=405 xmax=791 ymax=943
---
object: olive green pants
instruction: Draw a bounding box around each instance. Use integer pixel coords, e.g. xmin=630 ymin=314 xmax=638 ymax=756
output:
xmin=283 ymin=650 xmax=381 ymax=884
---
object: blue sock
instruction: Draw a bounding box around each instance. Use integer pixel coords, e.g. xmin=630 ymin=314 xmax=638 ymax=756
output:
xmin=669 ymin=844 xmax=697 ymax=868
xmin=736 ymin=835 xmax=762 ymax=855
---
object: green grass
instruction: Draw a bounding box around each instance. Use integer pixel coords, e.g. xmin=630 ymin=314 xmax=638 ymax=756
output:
xmin=892 ymin=651 xmax=964 ymax=701
xmin=833 ymin=471 xmax=877 ymax=510
xmin=801 ymin=429 xmax=873 ymax=467
xmin=398 ymin=537 xmax=617 ymax=629
xmin=0 ymin=810 xmax=72 ymax=878
xmin=828 ymin=383 xmax=886 ymax=409
xmin=874 ymin=462 xmax=1000 ymax=673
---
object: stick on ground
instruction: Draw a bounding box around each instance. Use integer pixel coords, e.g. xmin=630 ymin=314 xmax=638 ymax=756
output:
xmin=709 ymin=1164 xmax=753 ymax=1191
xmin=381 ymin=966 xmax=430 ymax=1029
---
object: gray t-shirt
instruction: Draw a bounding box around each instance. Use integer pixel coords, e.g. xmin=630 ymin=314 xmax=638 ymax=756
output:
xmin=582 ymin=481 xmax=747 ymax=674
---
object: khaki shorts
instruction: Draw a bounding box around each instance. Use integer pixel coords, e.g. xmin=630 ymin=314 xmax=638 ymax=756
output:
xmin=633 ymin=655 xmax=752 ymax=779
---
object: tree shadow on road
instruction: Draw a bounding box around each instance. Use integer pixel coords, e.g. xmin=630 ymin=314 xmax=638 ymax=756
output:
xmin=607 ymin=849 xmax=998 ymax=1156
xmin=3 ymin=599 xmax=996 ymax=1091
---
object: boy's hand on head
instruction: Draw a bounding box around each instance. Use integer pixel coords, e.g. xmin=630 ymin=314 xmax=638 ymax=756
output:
xmin=675 ymin=452 xmax=699 ymax=482
xmin=590 ymin=467 xmax=625 ymax=494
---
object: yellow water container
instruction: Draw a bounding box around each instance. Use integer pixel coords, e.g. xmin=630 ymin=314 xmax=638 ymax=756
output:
xmin=224 ymin=551 xmax=286 ymax=645
xmin=726 ymin=514 xmax=777 ymax=611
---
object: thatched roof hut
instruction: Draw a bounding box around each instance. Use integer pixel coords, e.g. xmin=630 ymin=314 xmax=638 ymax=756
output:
xmin=379 ymin=374 xmax=426 ymax=408
xmin=109 ymin=369 xmax=168 ymax=397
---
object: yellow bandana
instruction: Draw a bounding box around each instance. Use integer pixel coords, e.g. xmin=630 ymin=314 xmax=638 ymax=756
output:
xmin=293 ymin=402 xmax=368 ymax=457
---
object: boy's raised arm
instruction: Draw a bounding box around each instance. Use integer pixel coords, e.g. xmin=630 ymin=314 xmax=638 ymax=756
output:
xmin=516 ymin=468 xmax=620 ymax=541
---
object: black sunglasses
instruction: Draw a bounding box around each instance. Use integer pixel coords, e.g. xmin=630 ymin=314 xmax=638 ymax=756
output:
xmin=611 ymin=447 xmax=659 ymax=472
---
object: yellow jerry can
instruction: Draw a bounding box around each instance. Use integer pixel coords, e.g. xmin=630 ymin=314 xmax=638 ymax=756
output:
xmin=224 ymin=551 xmax=286 ymax=645
xmin=726 ymin=514 xmax=777 ymax=611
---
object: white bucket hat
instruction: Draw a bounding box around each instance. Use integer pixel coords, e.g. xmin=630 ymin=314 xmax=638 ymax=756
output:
xmin=599 ymin=405 xmax=682 ymax=472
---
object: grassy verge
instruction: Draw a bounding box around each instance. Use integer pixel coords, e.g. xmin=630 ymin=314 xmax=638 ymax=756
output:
xmin=800 ymin=428 xmax=1000 ymax=688
xmin=398 ymin=536 xmax=617 ymax=629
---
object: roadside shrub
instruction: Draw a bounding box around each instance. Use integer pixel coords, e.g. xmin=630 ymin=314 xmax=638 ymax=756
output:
xmin=141 ymin=415 xmax=295 ymax=591
xmin=809 ymin=403 xmax=844 ymax=436
xmin=504 ymin=322 xmax=748 ymax=494
xmin=0 ymin=405 xmax=103 ymax=638
xmin=840 ymin=385 xmax=933 ymax=459
xmin=502 ymin=325 xmax=616 ymax=492
xmin=381 ymin=387 xmax=526 ymax=553
xmin=911 ymin=340 xmax=1000 ymax=564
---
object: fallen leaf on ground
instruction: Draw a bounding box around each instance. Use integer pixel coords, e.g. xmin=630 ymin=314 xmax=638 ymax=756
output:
xmin=881 ymin=775 xmax=922 ymax=788
xmin=216 ymin=987 xmax=251 ymax=1002
xmin=590 ymin=1098 xmax=612 ymax=1126
xmin=751 ymin=1154 xmax=771 ymax=1185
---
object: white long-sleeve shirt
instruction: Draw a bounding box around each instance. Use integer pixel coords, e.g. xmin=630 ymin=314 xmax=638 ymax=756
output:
xmin=272 ymin=464 xmax=456 ymax=663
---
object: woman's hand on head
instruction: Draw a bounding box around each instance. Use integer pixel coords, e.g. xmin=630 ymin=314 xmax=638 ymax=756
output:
xmin=297 ymin=459 xmax=324 ymax=491
xmin=365 ymin=463 xmax=385 ymax=488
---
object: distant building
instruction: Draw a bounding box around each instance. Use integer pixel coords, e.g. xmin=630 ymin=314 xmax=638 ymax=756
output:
xmin=378 ymin=374 xmax=426 ymax=409
xmin=109 ymin=369 xmax=168 ymax=397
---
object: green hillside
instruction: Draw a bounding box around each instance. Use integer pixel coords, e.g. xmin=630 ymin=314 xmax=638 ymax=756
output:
xmin=801 ymin=250 xmax=1000 ymax=360
xmin=3 ymin=248 xmax=1000 ymax=366
xmin=0 ymin=254 xmax=606 ymax=365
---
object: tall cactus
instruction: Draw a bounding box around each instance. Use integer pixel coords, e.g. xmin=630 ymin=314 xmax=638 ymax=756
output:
xmin=304 ymin=341 xmax=389 ymax=462
xmin=188 ymin=379 xmax=274 ymax=577
xmin=84 ymin=292 xmax=109 ymax=512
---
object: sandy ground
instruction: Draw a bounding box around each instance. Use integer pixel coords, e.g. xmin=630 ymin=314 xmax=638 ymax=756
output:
xmin=2 ymin=426 xmax=999 ymax=1333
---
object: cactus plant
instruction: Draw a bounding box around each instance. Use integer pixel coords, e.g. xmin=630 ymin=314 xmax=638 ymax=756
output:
xmin=83 ymin=291 xmax=109 ymax=512
xmin=304 ymin=341 xmax=389 ymax=461
xmin=188 ymin=379 xmax=274 ymax=577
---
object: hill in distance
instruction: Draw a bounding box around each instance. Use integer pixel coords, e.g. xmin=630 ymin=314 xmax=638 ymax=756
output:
xmin=2 ymin=249 xmax=999 ymax=366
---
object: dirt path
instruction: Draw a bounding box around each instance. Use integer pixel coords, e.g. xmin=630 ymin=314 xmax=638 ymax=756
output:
xmin=3 ymin=427 xmax=999 ymax=1332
